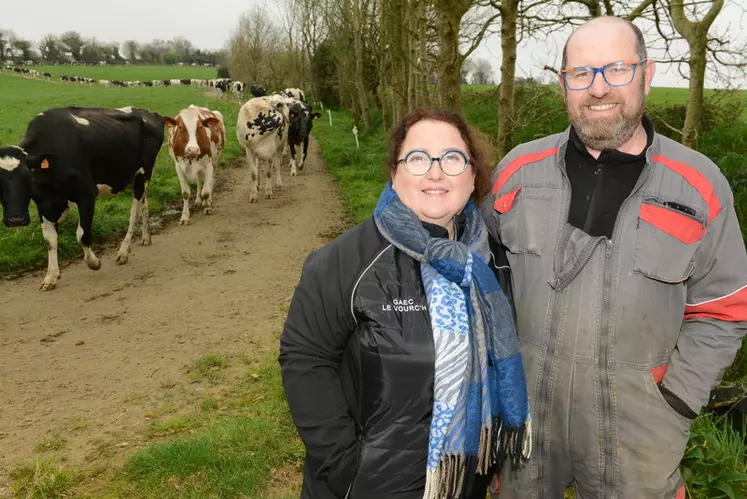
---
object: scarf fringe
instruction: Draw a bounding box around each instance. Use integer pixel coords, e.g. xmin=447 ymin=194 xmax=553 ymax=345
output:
xmin=496 ymin=419 xmax=532 ymax=471
xmin=423 ymin=420 xmax=531 ymax=499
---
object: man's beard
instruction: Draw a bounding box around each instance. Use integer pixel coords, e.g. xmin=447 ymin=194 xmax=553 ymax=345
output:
xmin=567 ymin=79 xmax=645 ymax=151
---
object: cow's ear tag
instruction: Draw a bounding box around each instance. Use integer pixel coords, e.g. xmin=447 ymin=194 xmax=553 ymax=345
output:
xmin=41 ymin=158 xmax=50 ymax=169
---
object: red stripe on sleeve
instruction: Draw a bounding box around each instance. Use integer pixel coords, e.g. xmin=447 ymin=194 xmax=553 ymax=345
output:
xmin=492 ymin=148 xmax=558 ymax=195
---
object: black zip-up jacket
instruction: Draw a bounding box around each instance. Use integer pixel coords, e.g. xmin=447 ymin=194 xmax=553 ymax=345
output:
xmin=279 ymin=216 xmax=515 ymax=499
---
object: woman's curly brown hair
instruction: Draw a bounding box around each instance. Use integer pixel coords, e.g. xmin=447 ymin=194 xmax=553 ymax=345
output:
xmin=388 ymin=108 xmax=495 ymax=203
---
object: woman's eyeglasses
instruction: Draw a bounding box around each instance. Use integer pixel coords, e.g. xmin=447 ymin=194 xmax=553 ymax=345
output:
xmin=397 ymin=149 xmax=470 ymax=176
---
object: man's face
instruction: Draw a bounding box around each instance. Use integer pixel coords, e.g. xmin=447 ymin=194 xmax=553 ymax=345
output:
xmin=559 ymin=22 xmax=655 ymax=151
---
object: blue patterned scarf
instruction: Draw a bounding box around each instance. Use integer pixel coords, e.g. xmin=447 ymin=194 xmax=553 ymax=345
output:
xmin=374 ymin=182 xmax=531 ymax=499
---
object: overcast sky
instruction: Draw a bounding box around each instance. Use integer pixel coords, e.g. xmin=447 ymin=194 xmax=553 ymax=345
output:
xmin=3 ymin=0 xmax=746 ymax=89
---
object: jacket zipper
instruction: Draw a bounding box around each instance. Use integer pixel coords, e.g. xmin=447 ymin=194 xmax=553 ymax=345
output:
xmin=598 ymin=158 xmax=653 ymax=495
xmin=535 ymin=139 xmax=572 ymax=497
xmin=536 ymin=139 xmax=653 ymax=497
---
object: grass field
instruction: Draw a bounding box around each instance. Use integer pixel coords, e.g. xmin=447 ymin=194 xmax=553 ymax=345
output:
xmin=0 ymin=72 xmax=244 ymax=275
xmin=20 ymin=64 xmax=219 ymax=81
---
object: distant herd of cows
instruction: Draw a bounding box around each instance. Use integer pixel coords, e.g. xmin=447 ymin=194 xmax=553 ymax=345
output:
xmin=0 ymin=69 xmax=321 ymax=291
xmin=2 ymin=64 xmax=263 ymax=99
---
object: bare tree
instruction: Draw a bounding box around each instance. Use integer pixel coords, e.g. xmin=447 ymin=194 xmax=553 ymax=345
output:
xmin=297 ymin=0 xmax=329 ymax=98
xmin=229 ymin=7 xmax=283 ymax=86
xmin=352 ymin=0 xmax=373 ymax=127
xmin=81 ymin=39 xmax=105 ymax=64
xmin=60 ymin=31 xmax=85 ymax=62
xmin=655 ymin=0 xmax=746 ymax=149
xmin=378 ymin=0 xmax=393 ymax=128
xmin=433 ymin=1 xmax=500 ymax=111
xmin=38 ymin=35 xmax=61 ymax=62
xmin=12 ymin=38 xmax=32 ymax=61
xmin=461 ymin=57 xmax=477 ymax=84
xmin=122 ymin=40 xmax=139 ymax=61
xmin=0 ymin=29 xmax=13 ymax=61
xmin=471 ymin=57 xmax=494 ymax=84
xmin=494 ymin=0 xmax=519 ymax=157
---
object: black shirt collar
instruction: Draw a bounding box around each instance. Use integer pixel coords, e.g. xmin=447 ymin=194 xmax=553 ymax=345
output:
xmin=570 ymin=114 xmax=654 ymax=165
xmin=422 ymin=212 xmax=467 ymax=239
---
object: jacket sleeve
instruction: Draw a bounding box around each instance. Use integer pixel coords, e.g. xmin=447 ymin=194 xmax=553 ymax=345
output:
xmin=663 ymin=186 xmax=747 ymax=415
xmin=279 ymin=248 xmax=360 ymax=498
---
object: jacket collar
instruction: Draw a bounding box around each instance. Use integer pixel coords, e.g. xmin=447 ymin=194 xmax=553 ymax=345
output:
xmin=422 ymin=212 xmax=467 ymax=240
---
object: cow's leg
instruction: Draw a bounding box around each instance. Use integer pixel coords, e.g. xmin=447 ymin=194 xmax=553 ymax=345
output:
xmin=140 ymin=188 xmax=151 ymax=246
xmin=289 ymin=141 xmax=298 ymax=177
xmin=39 ymin=217 xmax=61 ymax=291
xmin=264 ymin=157 xmax=274 ymax=199
xmin=246 ymin=150 xmax=259 ymax=203
xmin=194 ymin=168 xmax=203 ymax=208
xmin=76 ymin=196 xmax=102 ymax=271
xmin=202 ymin=160 xmax=215 ymax=215
xmin=175 ymin=162 xmax=192 ymax=225
xmin=116 ymin=197 xmax=139 ymax=264
xmin=272 ymin=151 xmax=283 ymax=194
xmin=275 ymin=152 xmax=283 ymax=191
xmin=300 ymin=136 xmax=310 ymax=172
xmin=134 ymin=169 xmax=151 ymax=246
xmin=116 ymin=168 xmax=148 ymax=264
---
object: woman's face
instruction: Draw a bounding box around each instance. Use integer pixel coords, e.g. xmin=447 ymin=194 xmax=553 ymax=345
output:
xmin=391 ymin=120 xmax=475 ymax=229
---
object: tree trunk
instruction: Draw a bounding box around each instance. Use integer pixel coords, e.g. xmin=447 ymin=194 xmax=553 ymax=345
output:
xmin=417 ymin=4 xmax=429 ymax=107
xmin=390 ymin=0 xmax=408 ymax=123
xmin=668 ymin=0 xmax=723 ymax=150
xmin=496 ymin=0 xmax=518 ymax=158
xmin=353 ymin=0 xmax=372 ymax=128
xmin=408 ymin=0 xmax=418 ymax=110
xmin=378 ymin=0 xmax=392 ymax=129
xmin=350 ymin=88 xmax=362 ymax=125
xmin=433 ymin=1 xmax=470 ymax=113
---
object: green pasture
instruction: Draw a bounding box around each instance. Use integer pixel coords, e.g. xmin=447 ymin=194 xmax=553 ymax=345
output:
xmin=0 ymin=72 xmax=243 ymax=274
xmin=15 ymin=64 xmax=219 ymax=81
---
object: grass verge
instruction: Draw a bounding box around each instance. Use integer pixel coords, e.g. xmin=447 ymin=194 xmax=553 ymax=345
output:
xmin=6 ymin=353 xmax=304 ymax=498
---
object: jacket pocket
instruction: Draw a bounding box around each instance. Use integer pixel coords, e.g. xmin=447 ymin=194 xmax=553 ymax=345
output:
xmin=494 ymin=187 xmax=552 ymax=257
xmin=632 ymin=198 xmax=706 ymax=283
xmin=648 ymin=365 xmax=697 ymax=425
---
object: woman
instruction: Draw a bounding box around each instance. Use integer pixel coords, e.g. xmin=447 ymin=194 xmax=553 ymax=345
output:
xmin=279 ymin=108 xmax=531 ymax=499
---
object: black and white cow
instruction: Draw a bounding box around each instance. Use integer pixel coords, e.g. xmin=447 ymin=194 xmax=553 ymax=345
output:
xmin=279 ymin=87 xmax=306 ymax=102
xmin=250 ymin=84 xmax=266 ymax=97
xmin=286 ymin=101 xmax=321 ymax=176
xmin=0 ymin=106 xmax=165 ymax=291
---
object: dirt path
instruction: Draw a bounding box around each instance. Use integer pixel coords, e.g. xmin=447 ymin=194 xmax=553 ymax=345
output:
xmin=0 ymin=137 xmax=348 ymax=491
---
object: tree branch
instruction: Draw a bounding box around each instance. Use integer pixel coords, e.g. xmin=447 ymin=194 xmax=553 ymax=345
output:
xmin=462 ymin=12 xmax=501 ymax=59
xmin=625 ymin=0 xmax=655 ymax=20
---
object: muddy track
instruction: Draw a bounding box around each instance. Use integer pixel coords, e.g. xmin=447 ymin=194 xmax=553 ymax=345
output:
xmin=0 ymin=137 xmax=349 ymax=492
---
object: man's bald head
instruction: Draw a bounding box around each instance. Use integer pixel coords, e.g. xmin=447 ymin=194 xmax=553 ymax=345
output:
xmin=561 ymin=17 xmax=647 ymax=70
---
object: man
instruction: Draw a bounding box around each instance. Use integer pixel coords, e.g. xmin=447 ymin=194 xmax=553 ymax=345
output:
xmin=482 ymin=16 xmax=747 ymax=499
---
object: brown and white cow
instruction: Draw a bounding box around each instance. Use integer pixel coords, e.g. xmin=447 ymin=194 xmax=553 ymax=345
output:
xmin=164 ymin=105 xmax=226 ymax=225
xmin=236 ymin=95 xmax=292 ymax=203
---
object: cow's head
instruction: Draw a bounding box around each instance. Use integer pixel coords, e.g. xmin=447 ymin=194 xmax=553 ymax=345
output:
xmin=164 ymin=107 xmax=222 ymax=160
xmin=308 ymin=108 xmax=322 ymax=134
xmin=288 ymin=103 xmax=322 ymax=141
xmin=0 ymin=146 xmax=32 ymax=226
xmin=251 ymin=85 xmax=267 ymax=97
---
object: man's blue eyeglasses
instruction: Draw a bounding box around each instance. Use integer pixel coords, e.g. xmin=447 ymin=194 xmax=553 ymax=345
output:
xmin=561 ymin=60 xmax=647 ymax=91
